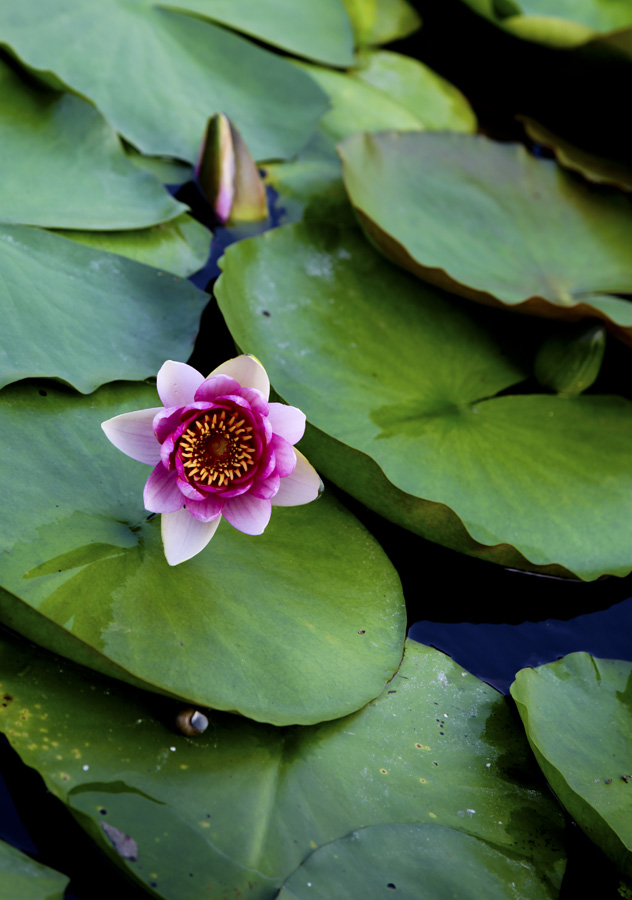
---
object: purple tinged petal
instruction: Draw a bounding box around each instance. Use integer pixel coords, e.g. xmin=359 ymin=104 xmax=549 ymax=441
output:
xmin=209 ymin=355 xmax=270 ymax=400
xmin=143 ymin=464 xmax=185 ymax=513
xmin=102 ymin=408 xmax=163 ymax=464
xmin=161 ymin=507 xmax=221 ymax=566
xmin=185 ymin=494 xmax=224 ymax=522
xmin=237 ymin=386 xmax=268 ymax=416
xmin=222 ymin=494 xmax=272 ymax=535
xmin=250 ymin=471 xmax=280 ymax=500
xmin=267 ymin=403 xmax=306 ymax=445
xmin=153 ymin=406 xmax=185 ymax=443
xmin=194 ymin=374 xmax=242 ymax=403
xmin=176 ymin=477 xmax=207 ymax=501
xmin=270 ymin=434 xmax=297 ymax=478
xmin=157 ymin=360 xmax=204 ymax=408
xmin=272 ymin=449 xmax=322 ymax=507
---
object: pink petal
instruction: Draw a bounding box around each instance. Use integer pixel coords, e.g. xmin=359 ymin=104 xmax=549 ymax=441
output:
xmin=161 ymin=507 xmax=221 ymax=566
xmin=271 ymin=449 xmax=322 ymax=507
xmin=270 ymin=434 xmax=297 ymax=478
xmin=194 ymin=374 xmax=241 ymax=403
xmin=249 ymin=471 xmax=280 ymax=500
xmin=209 ymin=355 xmax=269 ymax=400
xmin=157 ymin=360 xmax=205 ymax=408
xmin=176 ymin=477 xmax=207 ymax=501
xmin=185 ymin=493 xmax=224 ymax=522
xmin=222 ymin=494 xmax=272 ymax=535
xmin=267 ymin=403 xmax=306 ymax=445
xmin=143 ymin=464 xmax=185 ymax=513
xmin=102 ymin=408 xmax=163 ymax=464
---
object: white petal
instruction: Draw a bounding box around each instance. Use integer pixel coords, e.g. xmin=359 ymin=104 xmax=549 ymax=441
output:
xmin=267 ymin=403 xmax=306 ymax=445
xmin=209 ymin=354 xmax=269 ymax=400
xmin=271 ymin=449 xmax=323 ymax=507
xmin=157 ymin=360 xmax=205 ymax=408
xmin=101 ymin=408 xmax=162 ymax=464
xmin=161 ymin=507 xmax=221 ymax=566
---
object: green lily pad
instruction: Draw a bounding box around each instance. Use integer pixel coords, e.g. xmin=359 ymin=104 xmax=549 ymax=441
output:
xmin=504 ymin=0 xmax=632 ymax=33
xmin=161 ymin=0 xmax=354 ymax=66
xmin=460 ymin=0 xmax=632 ymax=44
xmin=0 ymin=58 xmax=184 ymax=230
xmin=341 ymin=0 xmax=422 ymax=45
xmin=264 ymin=55 xmax=474 ymax=227
xmin=53 ymin=214 xmax=210 ymax=278
xmin=278 ymin=823 xmax=560 ymax=900
xmin=0 ymin=225 xmax=208 ymax=392
xmin=521 ymin=117 xmax=632 ymax=192
xmin=0 ymin=379 xmax=406 ymax=725
xmin=0 ymin=1 xmax=328 ymax=163
xmin=339 ymin=132 xmax=632 ymax=344
xmin=215 ymin=221 xmax=632 ymax=580
xmin=0 ymin=636 xmax=566 ymax=899
xmin=0 ymin=840 xmax=69 ymax=900
xmin=511 ymin=653 xmax=632 ymax=877
xmin=352 ymin=49 xmax=476 ymax=133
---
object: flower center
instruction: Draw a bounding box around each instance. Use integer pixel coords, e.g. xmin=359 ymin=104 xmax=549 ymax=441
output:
xmin=178 ymin=409 xmax=256 ymax=487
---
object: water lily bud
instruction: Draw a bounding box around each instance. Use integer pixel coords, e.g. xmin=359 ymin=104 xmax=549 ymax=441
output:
xmin=195 ymin=113 xmax=268 ymax=225
xmin=535 ymin=322 xmax=606 ymax=397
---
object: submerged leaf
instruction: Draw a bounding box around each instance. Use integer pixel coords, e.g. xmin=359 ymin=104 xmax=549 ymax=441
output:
xmin=0 ymin=636 xmax=566 ymax=899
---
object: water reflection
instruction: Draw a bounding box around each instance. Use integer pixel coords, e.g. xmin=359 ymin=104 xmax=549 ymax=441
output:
xmin=410 ymin=595 xmax=632 ymax=694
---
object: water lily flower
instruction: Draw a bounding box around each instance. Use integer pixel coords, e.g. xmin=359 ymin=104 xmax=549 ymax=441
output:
xmin=102 ymin=355 xmax=322 ymax=566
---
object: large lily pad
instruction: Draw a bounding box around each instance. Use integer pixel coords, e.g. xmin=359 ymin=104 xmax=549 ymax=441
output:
xmin=0 ymin=225 xmax=208 ymax=392
xmin=215 ymin=221 xmax=632 ymax=580
xmin=0 ymin=58 xmax=184 ymax=230
xmin=278 ymin=823 xmax=559 ymax=900
xmin=0 ymin=0 xmax=328 ymax=163
xmin=0 ymin=636 xmax=566 ymax=899
xmin=511 ymin=653 xmax=632 ymax=877
xmin=161 ymin=0 xmax=354 ymax=66
xmin=0 ymin=839 xmax=69 ymax=900
xmin=54 ymin=214 xmax=210 ymax=278
xmin=339 ymin=132 xmax=632 ymax=343
xmin=0 ymin=379 xmax=406 ymax=725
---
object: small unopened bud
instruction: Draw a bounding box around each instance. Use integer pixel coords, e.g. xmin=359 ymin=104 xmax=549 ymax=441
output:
xmin=195 ymin=113 xmax=268 ymax=225
xmin=535 ymin=322 xmax=606 ymax=397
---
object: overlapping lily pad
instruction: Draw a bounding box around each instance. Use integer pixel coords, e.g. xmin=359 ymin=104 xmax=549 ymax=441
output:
xmin=215 ymin=221 xmax=632 ymax=579
xmin=0 ymin=225 xmax=208 ymax=392
xmin=278 ymin=824 xmax=560 ymax=900
xmin=339 ymin=132 xmax=632 ymax=344
xmin=0 ymin=0 xmax=328 ymax=163
xmin=521 ymin=117 xmax=632 ymax=192
xmin=460 ymin=0 xmax=632 ymax=46
xmin=0 ymin=840 xmax=69 ymax=900
xmin=0 ymin=379 xmax=406 ymax=725
xmin=264 ymin=56 xmax=474 ymax=226
xmin=342 ymin=0 xmax=422 ymax=46
xmin=512 ymin=654 xmax=632 ymax=877
xmin=54 ymin=214 xmax=209 ymax=278
xmin=0 ymin=58 xmax=184 ymax=230
xmin=0 ymin=635 xmax=566 ymax=899
xmin=162 ymin=0 xmax=354 ymax=66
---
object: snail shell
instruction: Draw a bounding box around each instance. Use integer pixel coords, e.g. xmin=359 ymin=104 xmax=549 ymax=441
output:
xmin=176 ymin=707 xmax=209 ymax=736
